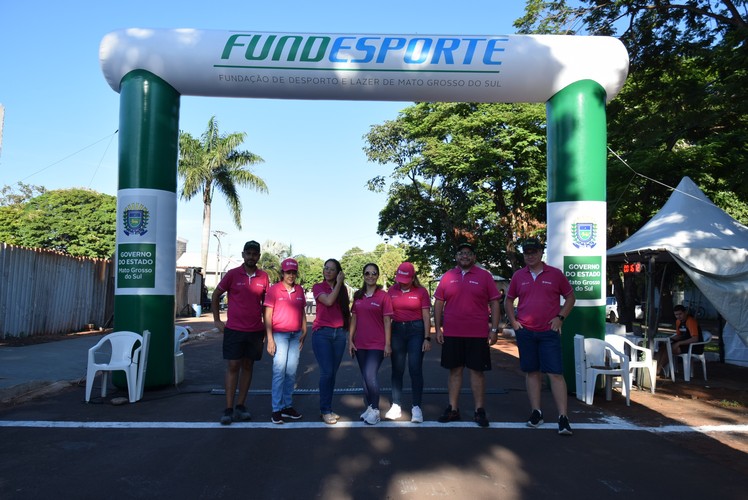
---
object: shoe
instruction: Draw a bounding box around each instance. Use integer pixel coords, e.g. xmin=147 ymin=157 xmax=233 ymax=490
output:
xmin=321 ymin=412 xmax=337 ymax=425
xmin=474 ymin=407 xmax=489 ymax=427
xmin=364 ymin=408 xmax=381 ymax=425
xmin=411 ymin=406 xmax=423 ymax=423
xmin=281 ymin=407 xmax=302 ymax=420
xmin=271 ymin=411 xmax=284 ymax=424
xmin=330 ymin=412 xmax=340 ymax=421
xmin=360 ymin=405 xmax=374 ymax=421
xmin=437 ymin=405 xmax=461 ymax=423
xmin=220 ymin=408 xmax=233 ymax=426
xmin=385 ymin=403 xmax=402 ymax=420
xmin=558 ymin=415 xmax=573 ymax=436
xmin=526 ymin=409 xmax=543 ymax=428
xmin=233 ymin=404 xmax=251 ymax=421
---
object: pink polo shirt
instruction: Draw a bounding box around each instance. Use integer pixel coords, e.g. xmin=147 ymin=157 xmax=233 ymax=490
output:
xmin=352 ymin=289 xmax=393 ymax=350
xmin=506 ymin=263 xmax=573 ymax=332
xmin=217 ymin=265 xmax=269 ymax=332
xmin=264 ymin=282 xmax=306 ymax=333
xmin=387 ymin=283 xmax=431 ymax=322
xmin=312 ymin=281 xmax=345 ymax=330
xmin=434 ymin=265 xmax=500 ymax=338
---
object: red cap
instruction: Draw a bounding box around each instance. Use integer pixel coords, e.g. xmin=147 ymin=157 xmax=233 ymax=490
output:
xmin=281 ymin=258 xmax=298 ymax=272
xmin=395 ymin=262 xmax=415 ymax=284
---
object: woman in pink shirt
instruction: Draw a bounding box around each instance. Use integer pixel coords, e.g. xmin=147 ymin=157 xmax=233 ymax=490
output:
xmin=349 ymin=263 xmax=393 ymax=425
xmin=385 ymin=262 xmax=432 ymax=423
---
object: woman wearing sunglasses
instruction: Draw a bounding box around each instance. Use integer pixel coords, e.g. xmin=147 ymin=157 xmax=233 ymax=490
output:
xmin=349 ymin=263 xmax=393 ymax=425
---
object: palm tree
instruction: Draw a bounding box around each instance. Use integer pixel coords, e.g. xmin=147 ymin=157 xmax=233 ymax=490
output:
xmin=178 ymin=116 xmax=268 ymax=273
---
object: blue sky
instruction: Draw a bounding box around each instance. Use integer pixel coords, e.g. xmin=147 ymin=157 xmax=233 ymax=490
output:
xmin=0 ymin=1 xmax=527 ymax=261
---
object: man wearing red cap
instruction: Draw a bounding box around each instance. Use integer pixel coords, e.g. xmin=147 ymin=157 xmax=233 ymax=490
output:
xmin=211 ymin=240 xmax=269 ymax=425
xmin=434 ymin=243 xmax=501 ymax=427
xmin=264 ymin=258 xmax=307 ymax=424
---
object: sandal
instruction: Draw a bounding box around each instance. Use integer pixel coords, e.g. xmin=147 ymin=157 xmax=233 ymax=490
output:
xmin=321 ymin=413 xmax=337 ymax=425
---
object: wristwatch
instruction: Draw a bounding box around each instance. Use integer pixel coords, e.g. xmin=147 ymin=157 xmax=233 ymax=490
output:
xmin=556 ymin=314 xmax=565 ymax=321
xmin=490 ymin=327 xmax=499 ymax=333
xmin=424 ymin=336 xmax=432 ymax=342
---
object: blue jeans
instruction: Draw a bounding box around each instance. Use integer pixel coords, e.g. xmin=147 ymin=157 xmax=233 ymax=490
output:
xmin=390 ymin=320 xmax=426 ymax=407
xmin=312 ymin=327 xmax=347 ymax=414
xmin=271 ymin=331 xmax=301 ymax=412
xmin=355 ymin=349 xmax=384 ymax=409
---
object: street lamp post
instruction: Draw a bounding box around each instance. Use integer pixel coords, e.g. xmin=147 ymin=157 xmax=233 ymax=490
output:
xmin=212 ymin=230 xmax=226 ymax=287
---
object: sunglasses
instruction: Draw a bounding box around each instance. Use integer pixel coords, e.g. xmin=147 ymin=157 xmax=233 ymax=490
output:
xmin=364 ymin=271 xmax=379 ymax=277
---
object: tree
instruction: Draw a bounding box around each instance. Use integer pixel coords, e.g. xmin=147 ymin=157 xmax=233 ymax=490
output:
xmin=364 ymin=102 xmax=548 ymax=276
xmin=341 ymin=247 xmax=374 ymax=290
xmin=259 ymin=252 xmax=281 ymax=283
xmin=295 ymin=255 xmax=324 ymax=290
xmin=2 ymin=188 xmax=116 ymax=258
xmin=179 ymin=116 xmax=268 ymax=274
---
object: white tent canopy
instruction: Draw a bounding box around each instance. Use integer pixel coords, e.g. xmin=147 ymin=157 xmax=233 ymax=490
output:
xmin=607 ymin=177 xmax=748 ymax=360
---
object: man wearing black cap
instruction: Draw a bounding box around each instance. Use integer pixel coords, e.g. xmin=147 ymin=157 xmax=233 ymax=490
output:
xmin=434 ymin=242 xmax=501 ymax=427
xmin=211 ymin=240 xmax=269 ymax=425
xmin=504 ymin=238 xmax=576 ymax=436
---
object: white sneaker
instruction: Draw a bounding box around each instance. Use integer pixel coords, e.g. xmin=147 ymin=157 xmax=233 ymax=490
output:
xmin=364 ymin=408 xmax=381 ymax=425
xmin=360 ymin=405 xmax=373 ymax=421
xmin=411 ymin=405 xmax=423 ymax=423
xmin=385 ymin=403 xmax=402 ymax=420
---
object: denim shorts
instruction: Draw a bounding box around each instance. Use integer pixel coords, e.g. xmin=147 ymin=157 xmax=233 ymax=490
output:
xmin=515 ymin=328 xmax=563 ymax=374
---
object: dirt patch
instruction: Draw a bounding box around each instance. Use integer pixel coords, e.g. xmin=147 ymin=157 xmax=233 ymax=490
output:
xmin=0 ymin=329 xmax=110 ymax=347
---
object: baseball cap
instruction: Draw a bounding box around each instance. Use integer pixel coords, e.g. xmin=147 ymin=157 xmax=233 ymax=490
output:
xmin=243 ymin=240 xmax=261 ymax=252
xmin=395 ymin=262 xmax=415 ymax=284
xmin=281 ymin=258 xmax=298 ymax=272
xmin=521 ymin=238 xmax=544 ymax=251
xmin=456 ymin=242 xmax=474 ymax=253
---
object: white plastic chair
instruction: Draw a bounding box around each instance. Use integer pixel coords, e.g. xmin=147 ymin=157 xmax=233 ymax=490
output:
xmin=583 ymin=337 xmax=631 ymax=406
xmin=86 ymin=330 xmax=150 ymax=403
xmin=678 ymin=330 xmax=712 ymax=382
xmin=605 ymin=334 xmax=657 ymax=394
xmin=174 ymin=326 xmax=190 ymax=385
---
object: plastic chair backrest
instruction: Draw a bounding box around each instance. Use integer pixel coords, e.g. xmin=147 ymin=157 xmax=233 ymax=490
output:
xmin=583 ymin=338 xmax=608 ymax=367
xmin=97 ymin=331 xmax=143 ymax=364
xmin=701 ymin=330 xmax=712 ymax=343
xmin=174 ymin=326 xmax=190 ymax=354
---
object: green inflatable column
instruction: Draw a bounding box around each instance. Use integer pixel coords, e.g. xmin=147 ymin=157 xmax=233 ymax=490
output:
xmin=114 ymin=70 xmax=180 ymax=388
xmin=546 ymin=79 xmax=608 ymax=392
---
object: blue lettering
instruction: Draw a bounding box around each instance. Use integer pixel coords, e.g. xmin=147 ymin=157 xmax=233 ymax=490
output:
xmin=459 ymin=38 xmax=486 ymax=64
xmin=431 ymin=37 xmax=462 ymax=64
xmin=376 ymin=37 xmax=407 ymax=63
xmin=404 ymin=37 xmax=432 ymax=64
xmin=352 ymin=37 xmax=380 ymax=63
xmin=330 ymin=36 xmax=356 ymax=63
xmin=483 ymin=39 xmax=505 ymax=65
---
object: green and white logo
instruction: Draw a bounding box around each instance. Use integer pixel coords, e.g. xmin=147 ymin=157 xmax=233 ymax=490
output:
xmin=123 ymin=202 xmax=149 ymax=236
xmin=571 ymin=222 xmax=597 ymax=249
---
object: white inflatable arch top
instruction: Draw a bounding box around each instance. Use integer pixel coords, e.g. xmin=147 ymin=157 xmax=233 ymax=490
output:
xmin=100 ymin=28 xmax=629 ymax=103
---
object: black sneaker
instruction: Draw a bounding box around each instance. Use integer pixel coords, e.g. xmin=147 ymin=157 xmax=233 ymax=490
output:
xmin=437 ymin=405 xmax=461 ymax=423
xmin=558 ymin=415 xmax=573 ymax=436
xmin=526 ymin=409 xmax=544 ymax=428
xmin=474 ymin=408 xmax=489 ymax=427
xmin=281 ymin=407 xmax=303 ymax=420
xmin=233 ymin=404 xmax=251 ymax=421
xmin=271 ymin=411 xmax=284 ymax=424
xmin=220 ymin=408 xmax=233 ymax=426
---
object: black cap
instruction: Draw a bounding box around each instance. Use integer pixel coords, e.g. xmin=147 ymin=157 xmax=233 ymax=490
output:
xmin=243 ymin=240 xmax=261 ymax=252
xmin=456 ymin=242 xmax=474 ymax=252
xmin=521 ymin=238 xmax=544 ymax=251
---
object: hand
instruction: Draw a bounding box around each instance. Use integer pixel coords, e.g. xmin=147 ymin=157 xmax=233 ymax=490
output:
xmin=436 ymin=330 xmax=445 ymax=344
xmin=422 ymin=338 xmax=432 ymax=352
xmin=384 ymin=344 xmax=392 ymax=357
xmin=266 ymin=338 xmax=276 ymax=356
xmin=336 ymin=271 xmax=345 ymax=286
xmin=489 ymin=331 xmax=498 ymax=346
xmin=349 ymin=342 xmax=357 ymax=358
xmin=549 ymin=317 xmax=563 ymax=333
xmin=298 ymin=334 xmax=307 ymax=350
xmin=214 ymin=319 xmax=225 ymax=333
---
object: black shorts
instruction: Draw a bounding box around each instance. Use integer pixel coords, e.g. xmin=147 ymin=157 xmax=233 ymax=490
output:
xmin=440 ymin=336 xmax=492 ymax=371
xmin=222 ymin=327 xmax=265 ymax=361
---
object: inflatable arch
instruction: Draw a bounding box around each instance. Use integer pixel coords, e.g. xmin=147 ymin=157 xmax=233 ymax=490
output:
xmin=100 ymin=29 xmax=629 ymax=389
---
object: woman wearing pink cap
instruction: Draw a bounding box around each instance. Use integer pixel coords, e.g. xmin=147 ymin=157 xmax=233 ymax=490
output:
xmin=264 ymin=258 xmax=307 ymax=424
xmin=349 ymin=263 xmax=393 ymax=425
xmin=385 ymin=262 xmax=432 ymax=423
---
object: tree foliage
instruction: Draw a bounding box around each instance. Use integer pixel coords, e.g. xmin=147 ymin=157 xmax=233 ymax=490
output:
xmin=364 ymin=102 xmax=548 ymax=276
xmin=0 ymin=188 xmax=116 ymax=258
xmin=179 ymin=116 xmax=268 ymax=273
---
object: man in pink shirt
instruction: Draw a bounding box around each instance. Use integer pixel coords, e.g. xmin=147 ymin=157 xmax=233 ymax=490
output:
xmin=434 ymin=243 xmax=501 ymax=427
xmin=505 ymin=238 xmax=575 ymax=436
xmin=211 ymin=240 xmax=269 ymax=425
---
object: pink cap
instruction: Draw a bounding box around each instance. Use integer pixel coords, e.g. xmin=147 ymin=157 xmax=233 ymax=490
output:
xmin=395 ymin=262 xmax=415 ymax=284
xmin=281 ymin=258 xmax=298 ymax=272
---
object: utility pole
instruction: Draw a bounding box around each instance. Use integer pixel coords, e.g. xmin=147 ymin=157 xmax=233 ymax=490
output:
xmin=212 ymin=230 xmax=226 ymax=287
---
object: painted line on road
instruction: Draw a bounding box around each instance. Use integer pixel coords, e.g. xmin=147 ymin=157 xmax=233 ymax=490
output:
xmin=1 ymin=419 xmax=747 ymax=434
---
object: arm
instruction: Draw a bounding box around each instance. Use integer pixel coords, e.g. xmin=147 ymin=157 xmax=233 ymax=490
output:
xmin=434 ymin=299 xmax=445 ymax=344
xmin=488 ymin=298 xmax=500 ymax=345
xmin=348 ymin=313 xmax=357 ymax=357
xmin=264 ymin=306 xmax=276 ymax=356
xmin=421 ymin=307 xmax=432 ymax=352
xmin=299 ymin=306 xmax=308 ymax=350
xmin=212 ymin=286 xmax=226 ymax=333
xmin=551 ymin=291 xmax=576 ymax=333
xmin=317 ymin=271 xmax=346 ymax=307
xmin=383 ymin=316 xmax=392 ymax=357
xmin=504 ymin=295 xmax=520 ymax=331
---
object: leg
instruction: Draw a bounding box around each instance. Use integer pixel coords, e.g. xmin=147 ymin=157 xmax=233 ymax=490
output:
xmin=312 ymin=329 xmax=334 ymax=414
xmin=526 ymin=371 xmax=543 ymax=410
xmin=271 ymin=332 xmax=291 ymax=412
xmin=389 ymin=324 xmax=407 ymax=406
xmin=225 ymin=359 xmax=241 ymax=409
xmin=447 ymin=367 xmax=463 ymax=409
xmin=405 ymin=323 xmax=426 ymax=407
xmin=282 ymin=331 xmax=301 ymax=410
xmin=235 ymin=358 xmax=254 ymax=406
xmin=548 ymin=373 xmax=568 ymax=416
xmin=469 ymin=369 xmax=486 ymax=409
